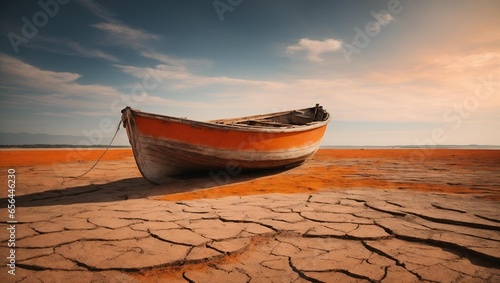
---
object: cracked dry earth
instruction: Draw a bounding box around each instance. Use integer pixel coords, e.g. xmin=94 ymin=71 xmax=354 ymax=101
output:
xmin=1 ymin=189 xmax=499 ymax=282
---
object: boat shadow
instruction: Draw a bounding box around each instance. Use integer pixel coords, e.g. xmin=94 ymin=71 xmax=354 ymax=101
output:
xmin=5 ymin=168 xmax=292 ymax=208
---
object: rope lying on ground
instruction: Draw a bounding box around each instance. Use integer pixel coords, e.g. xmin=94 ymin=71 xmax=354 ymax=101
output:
xmin=68 ymin=119 xmax=123 ymax=179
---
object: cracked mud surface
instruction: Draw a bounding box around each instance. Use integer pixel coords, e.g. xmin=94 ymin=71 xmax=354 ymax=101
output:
xmin=1 ymin=189 xmax=498 ymax=282
xmin=0 ymin=149 xmax=499 ymax=282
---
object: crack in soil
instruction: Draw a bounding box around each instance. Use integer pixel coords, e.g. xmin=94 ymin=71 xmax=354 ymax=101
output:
xmin=182 ymin=272 xmax=196 ymax=283
xmin=431 ymin=203 xmax=467 ymax=213
xmin=287 ymin=257 xmax=324 ymax=283
xmin=218 ymin=216 xmax=279 ymax=233
xmin=404 ymin=211 xmax=500 ymax=231
xmin=148 ymin=231 xmax=195 ymax=247
xmin=474 ymin=214 xmax=500 ymax=224
xmin=393 ymin=234 xmax=500 ymax=267
xmin=361 ymin=232 xmax=445 ymax=281
xmin=363 ymin=203 xmax=407 ymax=217
xmin=385 ymin=201 xmax=404 ymax=208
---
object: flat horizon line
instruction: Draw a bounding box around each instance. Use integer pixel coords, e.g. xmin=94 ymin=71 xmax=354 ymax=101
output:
xmin=1 ymin=144 xmax=499 ymax=149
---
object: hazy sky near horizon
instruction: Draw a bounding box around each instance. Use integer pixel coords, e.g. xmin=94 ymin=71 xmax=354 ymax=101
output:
xmin=0 ymin=0 xmax=499 ymax=146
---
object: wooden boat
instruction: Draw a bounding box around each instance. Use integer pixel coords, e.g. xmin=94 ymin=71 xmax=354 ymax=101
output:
xmin=121 ymin=104 xmax=331 ymax=184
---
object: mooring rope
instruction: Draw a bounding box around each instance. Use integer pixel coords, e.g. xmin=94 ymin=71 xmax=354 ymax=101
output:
xmin=68 ymin=118 xmax=123 ymax=180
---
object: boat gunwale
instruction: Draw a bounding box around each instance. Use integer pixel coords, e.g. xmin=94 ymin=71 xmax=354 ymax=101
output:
xmin=123 ymin=106 xmax=331 ymax=133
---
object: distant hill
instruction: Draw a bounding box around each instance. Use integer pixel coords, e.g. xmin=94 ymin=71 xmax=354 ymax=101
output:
xmin=0 ymin=132 xmax=130 ymax=147
xmin=1 ymin=132 xmax=85 ymax=145
xmin=321 ymin=145 xmax=500 ymax=149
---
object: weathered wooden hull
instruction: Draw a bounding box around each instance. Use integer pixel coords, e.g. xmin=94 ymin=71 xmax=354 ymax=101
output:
xmin=121 ymin=105 xmax=331 ymax=184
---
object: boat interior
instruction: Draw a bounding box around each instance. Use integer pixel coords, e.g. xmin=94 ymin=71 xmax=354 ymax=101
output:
xmin=211 ymin=104 xmax=329 ymax=128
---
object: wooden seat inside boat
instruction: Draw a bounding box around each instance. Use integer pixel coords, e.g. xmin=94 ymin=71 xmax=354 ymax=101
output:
xmin=246 ymin=120 xmax=292 ymax=127
xmin=210 ymin=104 xmax=328 ymax=128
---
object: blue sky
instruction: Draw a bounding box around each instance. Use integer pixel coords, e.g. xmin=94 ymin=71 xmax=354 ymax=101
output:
xmin=0 ymin=0 xmax=499 ymax=146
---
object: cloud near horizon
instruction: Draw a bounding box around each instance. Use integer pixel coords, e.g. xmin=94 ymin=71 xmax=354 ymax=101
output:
xmin=0 ymin=54 xmax=212 ymax=116
xmin=2 ymin=47 xmax=498 ymax=124
xmin=117 ymin=63 xmax=285 ymax=91
xmin=0 ymin=54 xmax=122 ymax=114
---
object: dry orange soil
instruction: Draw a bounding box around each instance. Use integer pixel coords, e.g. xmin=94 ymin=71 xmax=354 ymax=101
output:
xmin=160 ymin=148 xmax=500 ymax=201
xmin=0 ymin=148 xmax=132 ymax=167
xmin=1 ymin=148 xmax=498 ymax=201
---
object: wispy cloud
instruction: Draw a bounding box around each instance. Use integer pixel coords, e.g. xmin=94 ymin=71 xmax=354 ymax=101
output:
xmin=77 ymin=0 xmax=163 ymax=55
xmin=38 ymin=110 xmax=116 ymax=118
xmin=26 ymin=36 xmax=120 ymax=62
xmin=139 ymin=93 xmax=215 ymax=109
xmin=0 ymin=54 xmax=121 ymax=111
xmin=1 ymin=53 xmax=80 ymax=91
xmin=111 ymin=45 xmax=499 ymax=124
xmin=91 ymin=22 xmax=161 ymax=49
xmin=67 ymin=41 xmax=120 ymax=62
xmin=286 ymin=38 xmax=343 ymax=62
xmin=139 ymin=50 xmax=213 ymax=69
xmin=438 ymin=52 xmax=500 ymax=72
xmin=76 ymin=0 xmax=160 ymax=54
xmin=116 ymin=63 xmax=285 ymax=90
xmin=366 ymin=51 xmax=500 ymax=89
xmin=0 ymin=54 xmax=218 ymax=116
xmin=113 ymin=58 xmax=468 ymax=124
xmin=75 ymin=0 xmax=117 ymax=22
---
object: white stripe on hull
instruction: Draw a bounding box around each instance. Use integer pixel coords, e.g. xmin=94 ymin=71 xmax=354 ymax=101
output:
xmin=133 ymin=135 xmax=320 ymax=184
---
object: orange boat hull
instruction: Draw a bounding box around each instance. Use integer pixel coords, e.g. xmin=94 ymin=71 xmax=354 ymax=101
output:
xmin=122 ymin=106 xmax=330 ymax=184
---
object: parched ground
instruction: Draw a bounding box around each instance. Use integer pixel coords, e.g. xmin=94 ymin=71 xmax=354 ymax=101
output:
xmin=0 ymin=149 xmax=499 ymax=282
